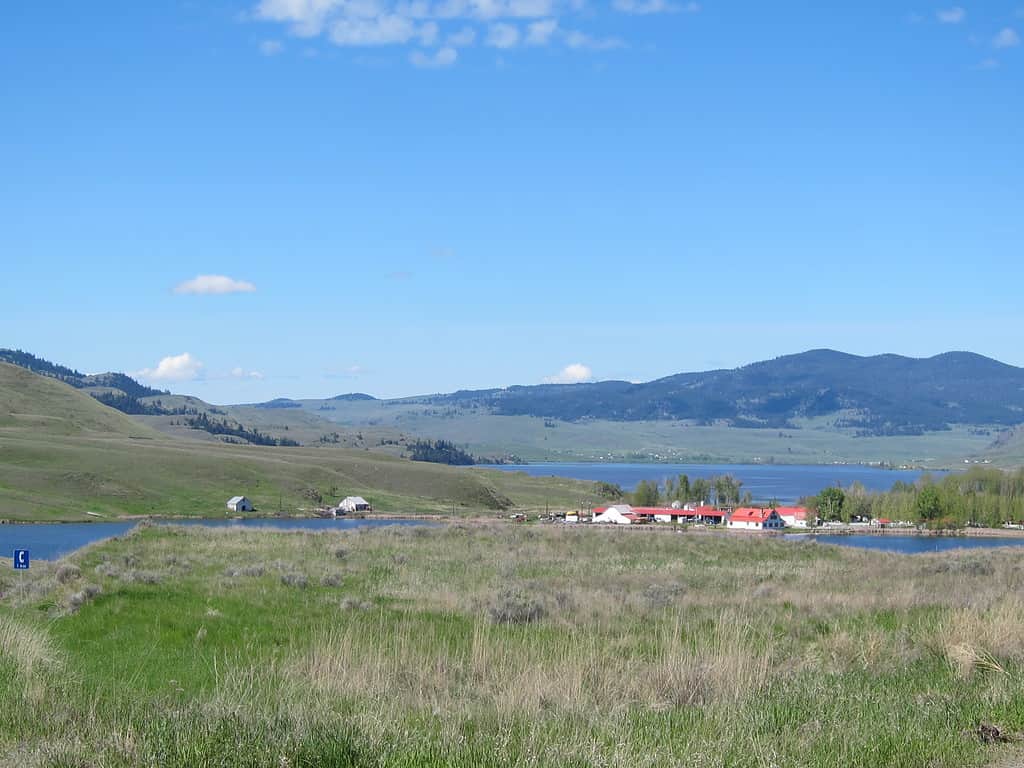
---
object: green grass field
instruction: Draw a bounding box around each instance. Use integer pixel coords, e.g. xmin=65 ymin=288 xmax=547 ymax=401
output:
xmin=0 ymin=364 xmax=604 ymax=521
xmin=3 ymin=523 xmax=1024 ymax=766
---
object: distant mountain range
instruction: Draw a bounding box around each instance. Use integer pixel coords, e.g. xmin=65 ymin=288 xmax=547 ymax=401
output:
xmin=394 ymin=350 xmax=1024 ymax=436
xmin=6 ymin=348 xmax=1024 ymax=440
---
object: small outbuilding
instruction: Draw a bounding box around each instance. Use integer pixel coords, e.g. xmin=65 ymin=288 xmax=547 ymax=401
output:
xmin=338 ymin=496 xmax=372 ymax=513
xmin=227 ymin=496 xmax=253 ymax=513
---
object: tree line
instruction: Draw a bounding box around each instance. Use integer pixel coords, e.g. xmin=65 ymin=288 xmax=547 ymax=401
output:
xmin=406 ymin=439 xmax=476 ymax=466
xmin=808 ymin=466 xmax=1024 ymax=528
xmin=630 ymin=474 xmax=752 ymax=507
xmin=183 ymin=413 xmax=299 ymax=447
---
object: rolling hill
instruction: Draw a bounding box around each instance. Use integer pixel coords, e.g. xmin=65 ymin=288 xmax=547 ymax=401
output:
xmin=0 ymin=363 xmax=603 ymax=521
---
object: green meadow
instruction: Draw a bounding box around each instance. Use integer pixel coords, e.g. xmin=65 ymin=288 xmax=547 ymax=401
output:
xmin=3 ymin=523 xmax=1024 ymax=767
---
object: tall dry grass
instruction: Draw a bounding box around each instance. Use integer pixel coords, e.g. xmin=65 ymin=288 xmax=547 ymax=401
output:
xmin=0 ymin=615 xmax=63 ymax=701
xmin=286 ymin=608 xmax=777 ymax=720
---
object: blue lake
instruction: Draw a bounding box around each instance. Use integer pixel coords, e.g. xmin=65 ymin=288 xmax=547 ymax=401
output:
xmin=0 ymin=518 xmax=431 ymax=562
xmin=791 ymin=533 xmax=1024 ymax=554
xmin=479 ymin=462 xmax=945 ymax=504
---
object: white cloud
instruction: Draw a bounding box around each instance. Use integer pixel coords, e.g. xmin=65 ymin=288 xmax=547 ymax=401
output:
xmin=975 ymin=57 xmax=999 ymax=69
xmin=174 ymin=275 xmax=256 ymax=295
xmin=993 ymin=27 xmax=1020 ymax=48
xmin=253 ymin=0 xmax=657 ymax=64
xmin=447 ymin=25 xmax=476 ymax=45
xmin=330 ymin=14 xmax=435 ymax=44
xmin=138 ymin=353 xmax=204 ymax=382
xmin=613 ymin=0 xmax=697 ymax=14
xmin=525 ymin=18 xmax=557 ymax=44
xmin=487 ymin=22 xmax=520 ymax=47
xmin=543 ymin=363 xmax=593 ymax=384
xmin=255 ymin=0 xmax=346 ymax=36
xmin=564 ymin=29 xmax=625 ymax=49
xmin=231 ymin=366 xmax=265 ymax=380
xmin=935 ymin=7 xmax=965 ymax=24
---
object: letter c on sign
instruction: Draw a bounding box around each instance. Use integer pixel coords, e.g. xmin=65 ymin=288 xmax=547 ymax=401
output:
xmin=17 ymin=551 xmax=25 ymax=565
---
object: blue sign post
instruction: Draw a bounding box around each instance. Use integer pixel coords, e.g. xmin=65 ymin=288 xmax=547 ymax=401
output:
xmin=13 ymin=550 xmax=29 ymax=570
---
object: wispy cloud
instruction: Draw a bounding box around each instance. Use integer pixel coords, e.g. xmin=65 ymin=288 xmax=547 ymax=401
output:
xmin=138 ymin=353 xmax=204 ymax=382
xmin=935 ymin=7 xmax=966 ymax=24
xmin=564 ymin=30 xmax=625 ymax=50
xmin=446 ymin=25 xmax=476 ymax=45
xmin=525 ymin=18 xmax=557 ymax=45
xmin=993 ymin=27 xmax=1020 ymax=48
xmin=486 ymin=22 xmax=520 ymax=47
xmin=174 ymin=275 xmax=256 ymax=295
xmin=543 ymin=363 xmax=593 ymax=384
xmin=613 ymin=0 xmax=698 ymax=15
xmin=410 ymin=45 xmax=457 ymax=66
xmin=231 ymin=366 xmax=265 ymax=380
xmin=253 ymin=0 xmax=664 ymax=65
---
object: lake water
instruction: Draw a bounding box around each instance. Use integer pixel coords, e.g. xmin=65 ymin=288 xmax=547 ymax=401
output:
xmin=479 ymin=462 xmax=944 ymax=504
xmin=0 ymin=518 xmax=431 ymax=562
xmin=788 ymin=533 xmax=1024 ymax=554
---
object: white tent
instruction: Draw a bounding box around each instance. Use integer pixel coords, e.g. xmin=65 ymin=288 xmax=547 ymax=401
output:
xmin=338 ymin=496 xmax=371 ymax=513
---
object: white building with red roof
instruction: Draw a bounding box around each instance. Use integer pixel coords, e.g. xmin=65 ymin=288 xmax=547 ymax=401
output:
xmin=776 ymin=506 xmax=810 ymax=528
xmin=727 ymin=507 xmax=786 ymax=531
xmin=638 ymin=505 xmax=726 ymax=524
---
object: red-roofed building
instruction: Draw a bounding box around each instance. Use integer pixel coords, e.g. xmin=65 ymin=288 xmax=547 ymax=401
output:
xmin=630 ymin=506 xmax=726 ymax=525
xmin=727 ymin=507 xmax=785 ymax=531
xmin=776 ymin=506 xmax=811 ymax=528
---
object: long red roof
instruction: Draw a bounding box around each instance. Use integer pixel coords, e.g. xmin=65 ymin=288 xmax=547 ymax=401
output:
xmin=631 ymin=506 xmax=726 ymax=518
xmin=775 ymin=506 xmax=808 ymax=519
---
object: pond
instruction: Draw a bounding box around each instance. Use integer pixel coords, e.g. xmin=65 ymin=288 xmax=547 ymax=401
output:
xmin=787 ymin=533 xmax=1024 ymax=554
xmin=0 ymin=517 xmax=433 ymax=562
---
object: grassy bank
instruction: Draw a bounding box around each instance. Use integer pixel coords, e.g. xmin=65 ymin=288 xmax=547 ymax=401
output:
xmin=3 ymin=523 xmax=1024 ymax=766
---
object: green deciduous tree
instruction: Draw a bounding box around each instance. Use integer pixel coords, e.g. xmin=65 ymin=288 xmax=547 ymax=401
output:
xmin=817 ymin=487 xmax=846 ymax=522
xmin=916 ymin=485 xmax=943 ymax=520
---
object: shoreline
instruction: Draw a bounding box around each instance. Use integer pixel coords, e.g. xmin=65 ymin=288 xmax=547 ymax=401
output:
xmin=789 ymin=526 xmax=1024 ymax=539
xmin=476 ymin=460 xmax=956 ymax=471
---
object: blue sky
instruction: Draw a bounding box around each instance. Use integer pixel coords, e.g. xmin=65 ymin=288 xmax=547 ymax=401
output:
xmin=2 ymin=1 xmax=1022 ymax=401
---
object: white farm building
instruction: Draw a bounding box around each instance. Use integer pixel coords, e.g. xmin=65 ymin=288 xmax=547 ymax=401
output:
xmin=338 ymin=496 xmax=372 ymax=513
xmin=226 ymin=496 xmax=253 ymax=513
xmin=727 ymin=507 xmax=785 ymax=531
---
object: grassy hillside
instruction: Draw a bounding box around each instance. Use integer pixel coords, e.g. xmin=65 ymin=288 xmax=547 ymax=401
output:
xmin=0 ymin=364 xmax=604 ymax=521
xmin=3 ymin=523 xmax=1024 ymax=766
xmin=0 ymin=363 xmax=158 ymax=439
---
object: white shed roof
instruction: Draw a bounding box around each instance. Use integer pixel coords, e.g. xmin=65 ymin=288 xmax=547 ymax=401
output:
xmin=227 ymin=496 xmax=248 ymax=504
xmin=341 ymin=496 xmax=368 ymax=505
